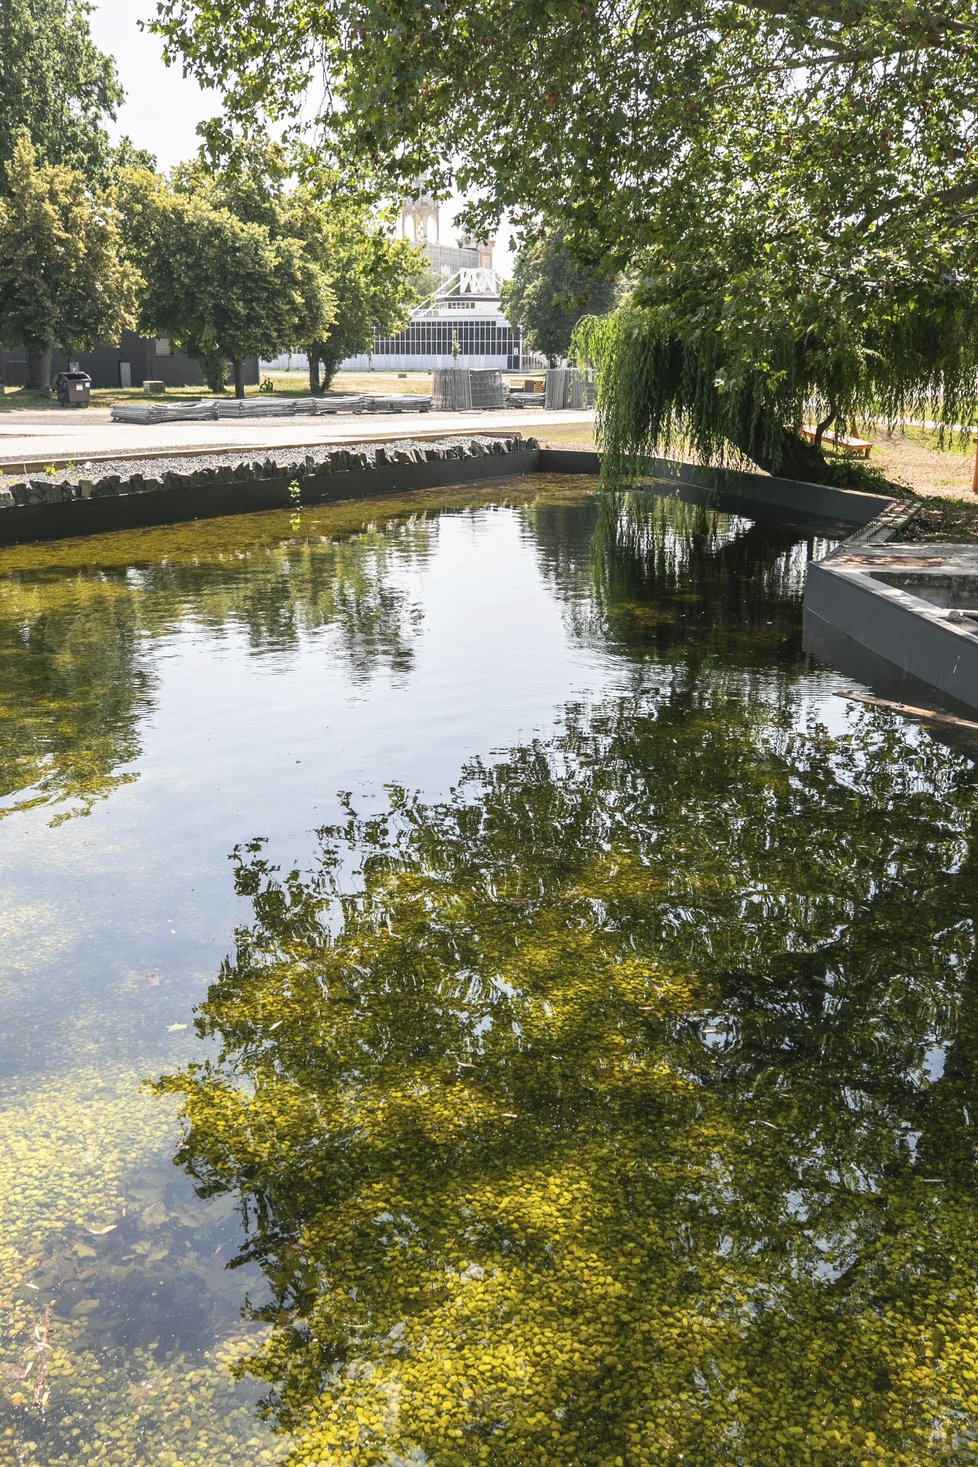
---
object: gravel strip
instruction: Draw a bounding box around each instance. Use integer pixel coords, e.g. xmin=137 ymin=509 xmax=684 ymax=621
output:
xmin=10 ymin=435 xmax=522 ymax=486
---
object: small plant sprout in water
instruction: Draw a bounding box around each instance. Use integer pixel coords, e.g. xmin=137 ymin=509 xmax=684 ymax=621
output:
xmin=288 ymin=477 xmax=302 ymax=533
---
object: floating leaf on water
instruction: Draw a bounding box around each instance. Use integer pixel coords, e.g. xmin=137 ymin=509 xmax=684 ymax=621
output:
xmin=86 ymin=1223 xmax=117 ymax=1236
xmin=145 ymin=972 xmax=161 ymax=987
xmin=166 ymin=1022 xmax=188 ymax=1033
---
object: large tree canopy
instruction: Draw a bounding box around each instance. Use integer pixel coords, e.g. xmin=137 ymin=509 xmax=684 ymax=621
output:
xmin=153 ymin=0 xmax=978 ymax=478
xmin=116 ymin=167 xmax=335 ymax=395
xmin=0 ymin=138 xmax=139 ymax=389
xmin=151 ymin=0 xmax=978 ymax=264
xmin=170 ymin=139 xmax=424 ymax=391
xmin=0 ymin=0 xmax=122 ymax=183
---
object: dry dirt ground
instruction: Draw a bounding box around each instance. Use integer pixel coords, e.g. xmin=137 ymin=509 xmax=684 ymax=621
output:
xmin=867 ymin=425 xmax=975 ymax=498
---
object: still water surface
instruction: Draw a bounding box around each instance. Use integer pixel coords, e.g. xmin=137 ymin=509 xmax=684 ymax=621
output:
xmin=1 ymin=479 xmax=977 ymax=1464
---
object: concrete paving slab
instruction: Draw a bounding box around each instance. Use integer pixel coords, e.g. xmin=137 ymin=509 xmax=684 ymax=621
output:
xmin=0 ymin=407 xmax=594 ymax=468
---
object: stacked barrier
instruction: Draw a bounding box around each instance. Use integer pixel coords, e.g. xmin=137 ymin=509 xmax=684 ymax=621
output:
xmin=111 ymin=395 xmax=431 ymax=425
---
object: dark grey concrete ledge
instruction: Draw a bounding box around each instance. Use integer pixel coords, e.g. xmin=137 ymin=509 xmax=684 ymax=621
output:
xmin=803 ymin=506 xmax=978 ymax=714
xmin=0 ymin=435 xmax=542 ymax=546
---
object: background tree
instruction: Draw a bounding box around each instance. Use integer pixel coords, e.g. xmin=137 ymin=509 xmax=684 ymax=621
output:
xmin=117 ymin=169 xmax=335 ymax=395
xmin=0 ymin=0 xmax=122 ymax=183
xmin=302 ymin=216 xmax=424 ymax=392
xmin=0 ymin=137 xmax=139 ymax=391
xmin=171 ymin=139 xmax=424 ymax=393
xmin=153 ymin=0 xmax=978 ymax=481
xmin=503 ymin=229 xmax=616 ymax=366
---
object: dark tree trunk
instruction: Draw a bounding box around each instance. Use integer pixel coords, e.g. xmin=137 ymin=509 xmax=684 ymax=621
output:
xmin=23 ymin=348 xmax=52 ymax=393
xmin=308 ymin=353 xmax=321 ymax=395
xmin=731 ymin=416 xmax=837 ymax=485
xmin=320 ymin=352 xmax=343 ymax=393
xmin=233 ymin=358 xmax=245 ymax=399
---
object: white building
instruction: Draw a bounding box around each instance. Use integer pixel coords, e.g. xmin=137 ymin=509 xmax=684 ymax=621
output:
xmin=341 ymin=198 xmax=545 ymax=372
xmin=343 ymin=265 xmax=529 ymax=372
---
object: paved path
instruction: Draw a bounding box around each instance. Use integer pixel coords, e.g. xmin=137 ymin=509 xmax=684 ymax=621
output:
xmin=0 ymin=406 xmax=594 ymax=468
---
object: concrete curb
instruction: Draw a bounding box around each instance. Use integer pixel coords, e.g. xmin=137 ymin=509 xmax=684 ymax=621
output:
xmin=0 ymin=435 xmax=542 ymax=547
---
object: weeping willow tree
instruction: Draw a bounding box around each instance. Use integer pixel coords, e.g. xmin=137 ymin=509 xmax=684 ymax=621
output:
xmin=574 ymin=243 xmax=978 ymax=485
xmin=151 ymin=0 xmax=978 ymax=485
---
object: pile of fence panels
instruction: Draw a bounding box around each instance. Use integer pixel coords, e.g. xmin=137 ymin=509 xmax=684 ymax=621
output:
xmin=365 ymin=394 xmax=432 ymax=413
xmin=111 ymin=400 xmax=221 ymax=424
xmin=314 ymin=395 xmax=369 ymax=415
xmin=432 ymin=370 xmax=472 ymax=411
xmin=468 ymin=370 xmax=507 ymax=410
xmin=432 ymin=369 xmax=504 ymax=412
xmin=544 ymin=368 xmax=596 ymax=410
xmin=112 ymin=393 xmax=432 ymax=426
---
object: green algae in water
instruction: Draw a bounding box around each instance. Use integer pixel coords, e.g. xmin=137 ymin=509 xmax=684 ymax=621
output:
xmin=0 ymin=1066 xmax=287 ymax=1465
xmin=1 ymin=481 xmax=975 ymax=1464
xmin=157 ymin=701 xmax=978 ymax=1466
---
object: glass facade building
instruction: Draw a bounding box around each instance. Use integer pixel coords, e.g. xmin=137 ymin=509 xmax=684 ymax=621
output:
xmin=343 ymin=265 xmax=527 ymax=371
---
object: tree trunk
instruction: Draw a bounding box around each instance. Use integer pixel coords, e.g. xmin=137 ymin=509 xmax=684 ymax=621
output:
xmin=730 ymin=415 xmax=837 ymax=484
xmin=23 ymin=348 xmax=52 ymax=393
xmin=308 ymin=353 xmax=321 ymax=396
xmin=320 ymin=351 xmax=343 ymax=393
xmin=232 ymin=358 xmax=245 ymax=400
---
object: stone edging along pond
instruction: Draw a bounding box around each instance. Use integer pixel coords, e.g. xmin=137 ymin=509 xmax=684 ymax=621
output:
xmin=637 ymin=458 xmax=978 ymax=719
xmin=0 ymin=433 xmax=542 ymax=546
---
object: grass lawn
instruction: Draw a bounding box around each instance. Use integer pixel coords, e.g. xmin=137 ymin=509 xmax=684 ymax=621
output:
xmin=533 ymin=422 xmax=598 ymax=451
xmin=0 ymin=368 xmax=443 ymax=412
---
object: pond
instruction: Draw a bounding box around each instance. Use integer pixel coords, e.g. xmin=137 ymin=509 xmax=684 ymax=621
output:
xmin=1 ymin=476 xmax=977 ymax=1466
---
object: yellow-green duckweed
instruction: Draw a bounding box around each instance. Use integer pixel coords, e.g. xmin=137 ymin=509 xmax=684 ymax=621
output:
xmin=154 ymin=694 xmax=978 ymax=1466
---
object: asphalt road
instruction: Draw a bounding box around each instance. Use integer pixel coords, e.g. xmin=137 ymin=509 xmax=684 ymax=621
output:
xmin=0 ymin=406 xmax=595 ymax=469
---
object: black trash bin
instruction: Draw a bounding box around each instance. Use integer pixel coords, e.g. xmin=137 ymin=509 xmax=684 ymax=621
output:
xmin=55 ymin=370 xmax=91 ymax=407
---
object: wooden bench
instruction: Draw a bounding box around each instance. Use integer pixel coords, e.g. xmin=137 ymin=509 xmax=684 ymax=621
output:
xmin=798 ymin=425 xmax=873 ymax=459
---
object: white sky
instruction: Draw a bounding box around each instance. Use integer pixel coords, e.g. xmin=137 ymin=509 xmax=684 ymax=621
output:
xmin=86 ymin=0 xmax=515 ymax=274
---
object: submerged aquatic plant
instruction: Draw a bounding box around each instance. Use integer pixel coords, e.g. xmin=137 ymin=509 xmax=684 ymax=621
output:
xmin=158 ymin=692 xmax=978 ymax=1466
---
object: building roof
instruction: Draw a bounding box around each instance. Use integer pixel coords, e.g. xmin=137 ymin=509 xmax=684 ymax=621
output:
xmin=413 ymin=268 xmax=509 ymax=324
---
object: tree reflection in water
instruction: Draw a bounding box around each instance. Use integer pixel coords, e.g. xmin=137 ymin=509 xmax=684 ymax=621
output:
xmin=158 ymin=682 xmax=978 ymax=1465
xmin=0 ymin=521 xmax=429 ymax=821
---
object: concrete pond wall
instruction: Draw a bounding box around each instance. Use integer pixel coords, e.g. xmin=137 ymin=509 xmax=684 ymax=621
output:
xmin=0 ymin=434 xmax=541 ymax=546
